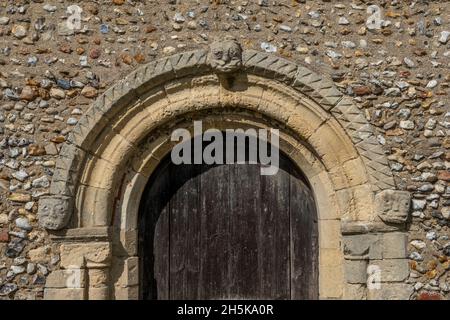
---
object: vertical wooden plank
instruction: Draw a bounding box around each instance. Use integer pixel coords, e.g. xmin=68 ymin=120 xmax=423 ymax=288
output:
xmin=199 ymin=163 xmax=230 ymax=299
xmin=228 ymin=162 xmax=260 ymax=298
xmin=290 ymin=168 xmax=319 ymax=299
xmin=169 ymin=163 xmax=200 ymax=299
xmin=259 ymin=156 xmax=290 ymax=299
xmin=140 ymin=160 xmax=171 ymax=300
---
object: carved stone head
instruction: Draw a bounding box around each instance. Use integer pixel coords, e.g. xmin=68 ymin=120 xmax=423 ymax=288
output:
xmin=376 ymin=190 xmax=411 ymax=224
xmin=38 ymin=195 xmax=72 ymax=230
xmin=208 ymin=37 xmax=243 ymax=73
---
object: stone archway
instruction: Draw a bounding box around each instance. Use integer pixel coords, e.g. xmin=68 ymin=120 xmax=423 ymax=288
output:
xmin=40 ymin=39 xmax=411 ymax=300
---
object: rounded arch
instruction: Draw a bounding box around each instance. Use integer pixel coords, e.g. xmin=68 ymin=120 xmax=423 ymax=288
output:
xmin=38 ymin=48 xmax=395 ymax=231
xmin=38 ymin=45 xmax=401 ymax=300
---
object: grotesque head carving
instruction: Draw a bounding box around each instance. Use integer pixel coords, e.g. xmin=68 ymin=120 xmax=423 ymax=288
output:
xmin=38 ymin=195 xmax=72 ymax=230
xmin=208 ymin=37 xmax=243 ymax=73
xmin=376 ymin=190 xmax=411 ymax=224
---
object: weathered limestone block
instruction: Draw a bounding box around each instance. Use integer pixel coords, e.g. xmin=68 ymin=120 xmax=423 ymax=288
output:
xmin=343 ymin=283 xmax=367 ymax=300
xmin=319 ymin=220 xmax=341 ymax=249
xmin=114 ymin=285 xmax=139 ymax=300
xmin=76 ymin=184 xmax=112 ymax=227
xmin=60 ymin=242 xmax=112 ymax=269
xmin=343 ymin=234 xmax=382 ymax=259
xmin=375 ymin=190 xmax=411 ymax=224
xmin=88 ymin=287 xmax=110 ymax=300
xmin=368 ymin=283 xmax=413 ymax=300
xmin=320 ymin=265 xmax=344 ymax=299
xmin=371 ymin=259 xmax=410 ymax=282
xmin=382 ymin=232 xmax=407 ymax=259
xmin=113 ymin=257 xmax=139 ymax=288
xmin=45 ymin=269 xmax=86 ymax=288
xmin=37 ymin=195 xmax=72 ymax=230
xmin=344 ymin=260 xmax=368 ymax=284
xmin=88 ymin=268 xmax=109 ymax=288
xmin=44 ymin=288 xmax=85 ymax=300
xmin=336 ymin=184 xmax=375 ymax=222
xmin=208 ymin=37 xmax=242 ymax=74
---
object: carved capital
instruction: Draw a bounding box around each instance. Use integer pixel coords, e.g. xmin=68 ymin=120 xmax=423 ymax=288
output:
xmin=38 ymin=195 xmax=72 ymax=230
xmin=375 ymin=190 xmax=411 ymax=224
xmin=208 ymin=37 xmax=243 ymax=73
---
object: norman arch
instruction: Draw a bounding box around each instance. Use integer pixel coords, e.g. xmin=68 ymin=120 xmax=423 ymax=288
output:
xmin=39 ymin=40 xmax=410 ymax=300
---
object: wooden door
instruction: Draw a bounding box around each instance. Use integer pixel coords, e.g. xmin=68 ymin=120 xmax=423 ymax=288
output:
xmin=139 ymin=143 xmax=318 ymax=300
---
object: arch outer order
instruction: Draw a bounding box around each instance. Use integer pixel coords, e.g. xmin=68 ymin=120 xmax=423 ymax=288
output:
xmin=40 ymin=42 xmax=412 ymax=300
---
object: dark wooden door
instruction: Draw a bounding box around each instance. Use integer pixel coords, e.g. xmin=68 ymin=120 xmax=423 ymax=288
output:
xmin=139 ymin=144 xmax=318 ymax=300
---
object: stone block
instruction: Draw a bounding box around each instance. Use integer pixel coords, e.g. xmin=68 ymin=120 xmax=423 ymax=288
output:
xmin=367 ymin=283 xmax=413 ymax=300
xmin=343 ymin=234 xmax=382 ymax=259
xmin=114 ymin=285 xmax=139 ymax=300
xmin=60 ymin=242 xmax=111 ymax=268
xmin=382 ymin=232 xmax=407 ymax=259
xmin=88 ymin=269 xmax=109 ymax=288
xmin=44 ymin=288 xmax=85 ymax=300
xmin=320 ymin=248 xmax=342 ymax=267
xmin=88 ymin=286 xmax=110 ymax=300
xmin=45 ymin=269 xmax=86 ymax=289
xmin=319 ymin=265 xmax=344 ymax=299
xmin=344 ymin=260 xmax=368 ymax=284
xmin=37 ymin=195 xmax=73 ymax=231
xmin=375 ymin=190 xmax=411 ymax=224
xmin=115 ymin=257 xmax=139 ymax=287
xmin=372 ymin=259 xmax=409 ymax=282
xmin=343 ymin=283 xmax=367 ymax=300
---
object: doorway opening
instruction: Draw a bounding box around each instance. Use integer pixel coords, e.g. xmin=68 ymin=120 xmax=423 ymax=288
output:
xmin=138 ymin=136 xmax=318 ymax=300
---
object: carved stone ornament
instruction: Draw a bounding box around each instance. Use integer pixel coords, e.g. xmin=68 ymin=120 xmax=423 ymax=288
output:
xmin=375 ymin=190 xmax=411 ymax=224
xmin=208 ymin=36 xmax=243 ymax=73
xmin=38 ymin=195 xmax=72 ymax=230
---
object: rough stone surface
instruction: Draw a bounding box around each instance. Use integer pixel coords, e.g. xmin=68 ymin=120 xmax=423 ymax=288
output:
xmin=375 ymin=190 xmax=411 ymax=224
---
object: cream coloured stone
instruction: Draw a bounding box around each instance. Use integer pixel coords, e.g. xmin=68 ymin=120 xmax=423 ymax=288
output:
xmin=39 ymin=49 xmax=396 ymax=301
xmin=60 ymin=243 xmax=111 ymax=269
xmin=307 ymin=118 xmax=359 ymax=170
xmin=88 ymin=268 xmax=109 ymax=287
xmin=115 ymin=257 xmax=139 ymax=288
xmin=44 ymin=288 xmax=85 ymax=300
xmin=308 ymin=171 xmax=340 ymax=220
xmin=27 ymin=246 xmax=50 ymax=263
xmin=114 ymin=285 xmax=139 ymax=300
xmin=367 ymin=283 xmax=413 ymax=300
xmin=336 ymin=184 xmax=375 ymax=222
xmin=319 ymin=220 xmax=341 ymax=249
xmin=344 ymin=283 xmax=367 ymax=300
xmin=45 ymin=269 xmax=86 ymax=288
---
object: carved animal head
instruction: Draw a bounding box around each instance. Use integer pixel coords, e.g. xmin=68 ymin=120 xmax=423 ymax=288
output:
xmin=38 ymin=195 xmax=71 ymax=230
xmin=208 ymin=37 xmax=243 ymax=73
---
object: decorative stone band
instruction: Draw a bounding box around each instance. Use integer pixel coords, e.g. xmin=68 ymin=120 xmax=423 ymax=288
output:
xmin=37 ymin=40 xmax=398 ymax=231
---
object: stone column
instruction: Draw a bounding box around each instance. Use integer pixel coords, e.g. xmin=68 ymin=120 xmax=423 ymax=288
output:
xmin=44 ymin=227 xmax=112 ymax=300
